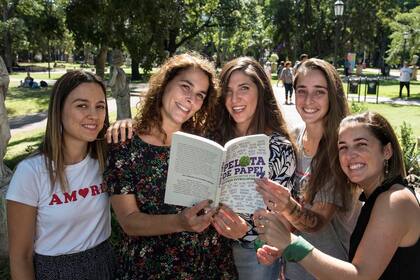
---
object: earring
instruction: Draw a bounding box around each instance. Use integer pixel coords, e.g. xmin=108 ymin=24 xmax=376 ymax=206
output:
xmin=384 ymin=159 xmax=389 ymax=175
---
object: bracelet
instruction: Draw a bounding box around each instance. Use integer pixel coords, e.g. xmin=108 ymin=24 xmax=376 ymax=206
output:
xmin=282 ymin=236 xmax=314 ymax=262
xmin=254 ymin=238 xmax=265 ymax=251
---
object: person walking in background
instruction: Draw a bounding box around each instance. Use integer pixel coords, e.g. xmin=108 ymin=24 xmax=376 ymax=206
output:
xmin=276 ymin=61 xmax=285 ymax=87
xmin=399 ymin=62 xmax=412 ymax=98
xmin=344 ymin=58 xmax=351 ymax=77
xmin=279 ymin=61 xmax=294 ymax=105
xmin=293 ymin=54 xmax=309 ymax=73
xmin=104 ymin=53 xmax=238 ymax=279
xmin=7 ymin=70 xmax=115 ymax=279
xmin=255 ymin=111 xmax=420 ymax=280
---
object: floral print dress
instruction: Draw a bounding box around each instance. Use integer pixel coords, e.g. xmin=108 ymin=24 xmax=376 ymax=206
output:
xmin=104 ymin=135 xmax=238 ymax=280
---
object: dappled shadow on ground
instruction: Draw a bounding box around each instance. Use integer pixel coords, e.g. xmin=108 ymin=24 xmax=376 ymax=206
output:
xmin=7 ymin=133 xmax=44 ymax=148
xmin=8 ymin=87 xmax=50 ymax=100
xmin=8 ymin=112 xmax=47 ymax=129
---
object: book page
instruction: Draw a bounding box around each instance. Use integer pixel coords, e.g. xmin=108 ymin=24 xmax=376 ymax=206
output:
xmin=219 ymin=134 xmax=269 ymax=214
xmin=164 ymin=132 xmax=225 ymax=207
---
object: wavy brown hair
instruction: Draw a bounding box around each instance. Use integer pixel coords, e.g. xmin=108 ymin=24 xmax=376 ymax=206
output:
xmin=40 ymin=70 xmax=109 ymax=192
xmin=208 ymin=56 xmax=294 ymax=148
xmin=293 ymin=58 xmax=352 ymax=210
xmin=134 ymin=53 xmax=218 ymax=141
xmin=339 ymin=112 xmax=406 ymax=189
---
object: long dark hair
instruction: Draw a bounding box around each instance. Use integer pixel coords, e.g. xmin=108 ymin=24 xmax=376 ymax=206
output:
xmin=208 ymin=56 xmax=294 ymax=147
xmin=294 ymin=58 xmax=352 ymax=210
xmin=40 ymin=70 xmax=109 ymax=192
xmin=339 ymin=112 xmax=406 ymax=187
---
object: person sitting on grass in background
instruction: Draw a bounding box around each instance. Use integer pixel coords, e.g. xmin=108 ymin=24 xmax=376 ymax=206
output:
xmin=21 ymin=71 xmax=34 ymax=88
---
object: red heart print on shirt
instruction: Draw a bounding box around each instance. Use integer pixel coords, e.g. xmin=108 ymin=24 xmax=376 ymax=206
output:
xmin=78 ymin=188 xmax=89 ymax=198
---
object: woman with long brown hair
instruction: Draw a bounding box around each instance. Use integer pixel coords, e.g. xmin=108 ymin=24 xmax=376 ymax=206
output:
xmin=208 ymin=56 xmax=296 ymax=280
xmin=7 ymin=70 xmax=114 ymax=279
xmin=255 ymin=111 xmax=420 ymax=279
xmin=104 ymin=53 xmax=237 ymax=279
xmin=255 ymin=58 xmax=361 ymax=280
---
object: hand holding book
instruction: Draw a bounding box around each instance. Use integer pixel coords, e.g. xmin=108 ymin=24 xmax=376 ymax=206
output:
xmin=164 ymin=132 xmax=270 ymax=214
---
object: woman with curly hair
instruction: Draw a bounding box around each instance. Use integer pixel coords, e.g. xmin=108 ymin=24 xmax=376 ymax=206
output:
xmin=104 ymin=53 xmax=237 ymax=279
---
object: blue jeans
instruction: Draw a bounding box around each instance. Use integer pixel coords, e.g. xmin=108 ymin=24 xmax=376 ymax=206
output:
xmin=233 ymin=243 xmax=281 ymax=280
xmin=284 ymin=83 xmax=293 ymax=99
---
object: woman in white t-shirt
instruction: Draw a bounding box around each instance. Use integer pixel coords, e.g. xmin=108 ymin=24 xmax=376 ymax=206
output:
xmin=6 ymin=70 xmax=114 ymax=279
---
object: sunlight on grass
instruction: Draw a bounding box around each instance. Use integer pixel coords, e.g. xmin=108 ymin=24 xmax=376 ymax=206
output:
xmin=342 ymin=80 xmax=420 ymax=99
xmin=5 ymin=129 xmax=45 ymax=170
xmin=5 ymin=87 xmax=51 ymax=117
xmin=364 ymin=103 xmax=420 ymax=137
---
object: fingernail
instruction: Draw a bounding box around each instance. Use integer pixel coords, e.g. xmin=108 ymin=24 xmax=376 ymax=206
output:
xmin=208 ymin=199 xmax=213 ymax=204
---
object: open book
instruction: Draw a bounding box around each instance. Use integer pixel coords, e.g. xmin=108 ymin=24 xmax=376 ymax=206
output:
xmin=164 ymin=131 xmax=270 ymax=214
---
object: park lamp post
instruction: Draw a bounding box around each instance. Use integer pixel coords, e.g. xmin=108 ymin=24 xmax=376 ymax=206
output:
xmin=402 ymin=31 xmax=410 ymax=66
xmin=333 ymin=0 xmax=344 ymax=68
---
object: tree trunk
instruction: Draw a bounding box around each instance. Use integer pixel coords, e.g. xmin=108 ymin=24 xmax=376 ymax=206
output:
xmin=95 ymin=46 xmax=107 ymax=78
xmin=3 ymin=31 xmax=13 ymax=73
xmin=131 ymin=58 xmax=140 ymax=81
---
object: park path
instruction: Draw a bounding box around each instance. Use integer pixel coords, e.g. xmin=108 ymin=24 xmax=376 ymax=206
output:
xmin=8 ymin=82 xmax=420 ymax=136
xmin=8 ymin=83 xmax=305 ymax=135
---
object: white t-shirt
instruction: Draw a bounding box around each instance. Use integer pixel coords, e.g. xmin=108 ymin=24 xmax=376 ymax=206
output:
xmin=6 ymin=154 xmax=111 ymax=256
xmin=400 ymin=66 xmax=412 ymax=82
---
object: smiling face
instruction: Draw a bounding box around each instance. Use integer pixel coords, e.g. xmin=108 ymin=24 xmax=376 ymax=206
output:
xmin=295 ymin=69 xmax=329 ymax=126
xmin=338 ymin=122 xmax=392 ymax=191
xmin=161 ymin=67 xmax=209 ymax=130
xmin=224 ymin=71 xmax=258 ymax=135
xmin=61 ymin=82 xmax=107 ymax=149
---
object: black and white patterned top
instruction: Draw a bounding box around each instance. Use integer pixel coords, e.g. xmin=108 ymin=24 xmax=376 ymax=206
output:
xmin=239 ymin=132 xmax=296 ymax=244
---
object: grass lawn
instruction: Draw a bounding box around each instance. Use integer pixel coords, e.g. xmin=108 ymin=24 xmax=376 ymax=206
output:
xmin=343 ymin=80 xmax=420 ymax=100
xmin=4 ymin=128 xmax=45 ymax=170
xmin=5 ymin=87 xmax=51 ymax=117
xmin=272 ymin=75 xmax=420 ymax=100
xmin=363 ymin=103 xmax=420 ymax=138
xmin=4 ymin=108 xmax=118 ymax=172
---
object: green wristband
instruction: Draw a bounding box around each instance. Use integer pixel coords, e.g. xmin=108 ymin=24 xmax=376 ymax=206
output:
xmin=254 ymin=238 xmax=265 ymax=251
xmin=283 ymin=236 xmax=314 ymax=262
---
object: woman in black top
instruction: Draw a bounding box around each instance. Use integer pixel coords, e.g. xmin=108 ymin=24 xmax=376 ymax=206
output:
xmin=254 ymin=111 xmax=420 ymax=279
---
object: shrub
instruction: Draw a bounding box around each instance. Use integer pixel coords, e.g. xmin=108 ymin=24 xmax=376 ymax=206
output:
xmin=350 ymin=99 xmax=368 ymax=114
xmin=398 ymin=122 xmax=420 ymax=188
